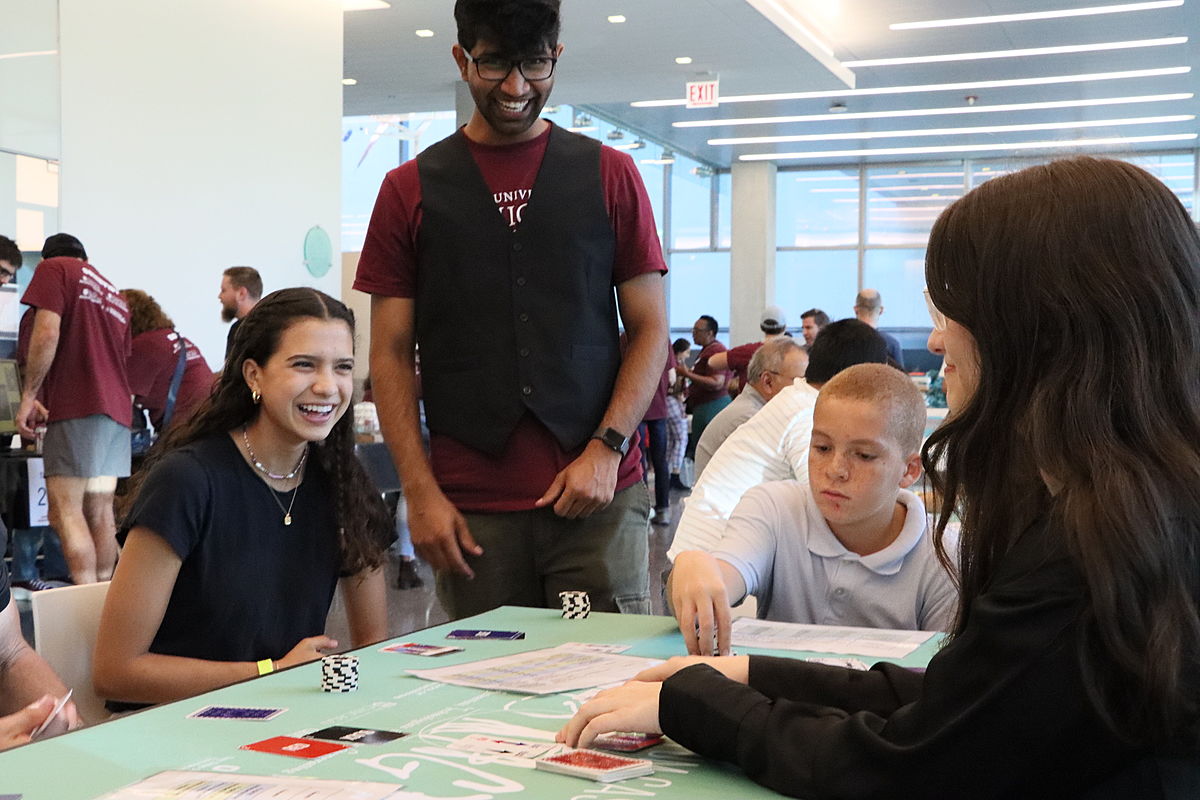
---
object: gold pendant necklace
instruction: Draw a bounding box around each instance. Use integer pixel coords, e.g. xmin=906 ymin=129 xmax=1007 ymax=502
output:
xmin=266 ymin=481 xmax=300 ymax=526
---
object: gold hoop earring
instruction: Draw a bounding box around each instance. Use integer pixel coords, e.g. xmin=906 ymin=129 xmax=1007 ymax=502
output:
xmin=251 ymin=389 xmax=261 ymax=404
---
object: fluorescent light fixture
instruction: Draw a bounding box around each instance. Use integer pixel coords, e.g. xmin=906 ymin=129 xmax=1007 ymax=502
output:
xmin=567 ymin=126 xmax=598 ymax=133
xmin=842 ymin=37 xmax=1186 ymax=68
xmin=641 ymin=158 xmax=677 ymax=165
xmin=343 ymin=0 xmax=390 ymax=9
xmin=708 ymin=115 xmax=1194 ymax=145
xmin=630 ymin=67 xmax=1190 ymax=107
xmin=342 ymin=78 xmax=358 ymax=86
xmin=675 ymin=56 xmax=693 ymax=65
xmin=608 ymin=14 xmax=627 ymax=23
xmin=890 ymin=1 xmax=1182 ymax=30
xmin=0 ymin=50 xmax=58 ymax=61
xmin=676 ymin=93 xmax=1193 ymax=128
xmin=738 ymin=133 xmax=1199 ymax=161
xmin=415 ymin=29 xmax=435 ymax=37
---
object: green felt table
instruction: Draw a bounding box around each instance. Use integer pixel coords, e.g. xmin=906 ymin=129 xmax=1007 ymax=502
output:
xmin=0 ymin=607 xmax=943 ymax=799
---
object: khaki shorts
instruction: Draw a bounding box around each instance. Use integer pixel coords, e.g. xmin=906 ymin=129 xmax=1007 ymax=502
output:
xmin=43 ymin=415 xmax=131 ymax=479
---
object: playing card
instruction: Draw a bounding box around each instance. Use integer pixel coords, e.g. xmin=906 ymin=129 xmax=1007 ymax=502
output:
xmin=446 ymin=629 xmax=525 ymax=640
xmin=535 ymin=749 xmax=654 ymax=782
xmin=804 ymin=656 xmax=870 ymax=670
xmin=305 ymin=725 xmax=408 ymax=745
xmin=241 ymin=735 xmax=350 ymax=759
xmin=592 ymin=731 xmax=664 ymax=752
xmin=448 ymin=734 xmax=561 ymax=759
xmin=188 ymin=705 xmax=286 ymax=721
xmin=381 ymin=642 xmax=464 ymax=656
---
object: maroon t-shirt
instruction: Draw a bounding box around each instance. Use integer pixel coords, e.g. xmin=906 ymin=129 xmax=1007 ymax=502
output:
xmin=354 ymin=123 xmax=667 ymax=512
xmin=686 ymin=341 xmax=731 ymax=412
xmin=128 ymin=329 xmax=213 ymax=430
xmin=726 ymin=340 xmax=764 ymax=396
xmin=21 ymin=257 xmax=132 ymax=426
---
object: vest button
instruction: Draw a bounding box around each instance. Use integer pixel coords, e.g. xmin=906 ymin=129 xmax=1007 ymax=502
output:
xmin=522 ymin=385 xmax=533 ymax=395
xmin=519 ymin=347 xmax=530 ymax=357
xmin=516 ymin=276 xmax=527 ymax=287
xmin=519 ymin=312 xmax=529 ymax=322
xmin=512 ymin=242 xmax=523 ymax=252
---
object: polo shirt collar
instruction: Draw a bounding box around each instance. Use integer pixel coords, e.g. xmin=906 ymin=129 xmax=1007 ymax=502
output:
xmin=804 ymin=486 xmax=927 ymax=576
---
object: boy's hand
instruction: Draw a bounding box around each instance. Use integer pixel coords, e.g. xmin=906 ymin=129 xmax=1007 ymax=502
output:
xmin=670 ymin=551 xmax=734 ymax=656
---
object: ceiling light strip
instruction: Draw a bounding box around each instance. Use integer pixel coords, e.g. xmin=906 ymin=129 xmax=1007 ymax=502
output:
xmin=890 ymin=1 xmax=1183 ymax=30
xmin=677 ymin=93 xmax=1192 ymax=128
xmin=842 ymin=36 xmax=1186 ymax=68
xmin=739 ymin=133 xmax=1199 ymax=161
xmin=0 ymin=50 xmax=58 ymax=61
xmin=708 ymin=115 xmax=1194 ymax=146
xmin=630 ymin=67 xmax=1190 ymax=108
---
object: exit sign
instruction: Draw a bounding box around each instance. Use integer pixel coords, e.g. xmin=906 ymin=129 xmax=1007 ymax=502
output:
xmin=686 ymin=79 xmax=720 ymax=108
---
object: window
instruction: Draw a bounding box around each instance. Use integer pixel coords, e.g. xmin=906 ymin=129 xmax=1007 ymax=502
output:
xmin=776 ymin=168 xmax=858 ymax=248
xmin=668 ymin=251 xmax=731 ymax=333
xmin=775 ymin=250 xmax=858 ymax=326
xmin=865 ymin=164 xmax=963 ymax=247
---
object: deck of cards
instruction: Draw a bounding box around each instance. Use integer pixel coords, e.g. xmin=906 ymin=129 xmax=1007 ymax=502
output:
xmin=535 ymin=748 xmax=654 ymax=783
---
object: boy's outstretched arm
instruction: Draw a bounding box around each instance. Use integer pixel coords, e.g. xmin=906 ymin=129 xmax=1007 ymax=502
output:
xmin=667 ymin=551 xmax=747 ymax=656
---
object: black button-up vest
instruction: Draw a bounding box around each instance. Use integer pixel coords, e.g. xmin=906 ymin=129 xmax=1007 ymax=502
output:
xmin=414 ymin=125 xmax=620 ymax=457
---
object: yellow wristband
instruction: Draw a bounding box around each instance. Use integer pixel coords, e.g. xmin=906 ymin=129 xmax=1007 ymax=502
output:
xmin=256 ymin=659 xmax=274 ymax=676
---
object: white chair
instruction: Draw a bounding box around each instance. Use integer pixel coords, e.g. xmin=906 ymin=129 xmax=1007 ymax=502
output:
xmin=30 ymin=581 xmax=111 ymax=725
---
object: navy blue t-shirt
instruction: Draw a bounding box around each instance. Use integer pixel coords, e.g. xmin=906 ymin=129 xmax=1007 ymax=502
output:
xmin=119 ymin=434 xmax=340 ymax=663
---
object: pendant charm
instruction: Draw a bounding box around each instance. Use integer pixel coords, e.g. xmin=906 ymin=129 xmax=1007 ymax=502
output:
xmin=284 ymin=514 xmax=292 ymax=526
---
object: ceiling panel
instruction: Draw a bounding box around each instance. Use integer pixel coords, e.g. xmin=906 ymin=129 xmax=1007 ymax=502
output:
xmin=344 ymin=0 xmax=1200 ymax=168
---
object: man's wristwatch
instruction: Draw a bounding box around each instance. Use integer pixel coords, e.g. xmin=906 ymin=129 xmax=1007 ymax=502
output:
xmin=591 ymin=427 xmax=631 ymax=456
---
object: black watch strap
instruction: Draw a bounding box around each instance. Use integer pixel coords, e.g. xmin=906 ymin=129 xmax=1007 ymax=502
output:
xmin=592 ymin=427 xmax=630 ymax=456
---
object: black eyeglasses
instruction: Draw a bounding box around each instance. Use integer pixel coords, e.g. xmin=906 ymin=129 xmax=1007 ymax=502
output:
xmin=465 ymin=53 xmax=557 ymax=82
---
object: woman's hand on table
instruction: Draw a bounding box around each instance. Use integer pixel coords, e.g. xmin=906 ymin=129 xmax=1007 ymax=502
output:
xmin=276 ymin=635 xmax=338 ymax=670
xmin=556 ymin=681 xmax=663 ymax=749
xmin=635 ymin=654 xmax=750 ymax=684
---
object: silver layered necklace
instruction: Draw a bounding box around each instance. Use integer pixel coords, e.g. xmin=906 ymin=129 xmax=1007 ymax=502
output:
xmin=242 ymin=425 xmax=307 ymax=526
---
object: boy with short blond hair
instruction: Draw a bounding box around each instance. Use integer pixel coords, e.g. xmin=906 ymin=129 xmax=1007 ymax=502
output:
xmin=669 ymin=363 xmax=957 ymax=655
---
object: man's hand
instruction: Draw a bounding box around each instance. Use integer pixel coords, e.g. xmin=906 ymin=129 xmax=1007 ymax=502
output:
xmin=15 ymin=397 xmax=47 ymax=439
xmin=407 ymin=488 xmax=482 ymax=576
xmin=535 ymin=440 xmax=620 ymax=519
xmin=670 ymin=551 xmax=735 ymax=656
xmin=556 ymin=680 xmax=663 ymax=750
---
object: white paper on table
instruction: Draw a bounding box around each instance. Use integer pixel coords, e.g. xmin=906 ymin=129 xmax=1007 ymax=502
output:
xmin=95 ymin=770 xmax=407 ymax=799
xmin=409 ymin=643 xmax=660 ymax=695
xmin=731 ymin=618 xmax=934 ymax=659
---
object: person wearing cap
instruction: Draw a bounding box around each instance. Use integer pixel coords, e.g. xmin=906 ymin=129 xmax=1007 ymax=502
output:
xmin=353 ymin=0 xmax=667 ymax=619
xmin=854 ymin=288 xmax=905 ymax=368
xmin=17 ymin=233 xmax=132 ymax=585
xmin=708 ymin=305 xmax=791 ymax=397
xmin=693 ymin=337 xmax=808 ymax=478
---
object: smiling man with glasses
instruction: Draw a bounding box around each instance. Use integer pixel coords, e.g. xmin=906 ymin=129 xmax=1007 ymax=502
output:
xmin=355 ymin=0 xmax=668 ymax=620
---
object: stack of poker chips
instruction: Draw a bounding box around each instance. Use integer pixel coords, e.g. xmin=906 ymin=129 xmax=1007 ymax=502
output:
xmin=320 ymin=654 xmax=359 ymax=692
xmin=559 ymin=590 xmax=591 ymax=619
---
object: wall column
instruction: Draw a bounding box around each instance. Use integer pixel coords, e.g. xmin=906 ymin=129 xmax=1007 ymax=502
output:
xmin=58 ymin=0 xmax=343 ymax=368
xmin=729 ymin=161 xmax=776 ymax=344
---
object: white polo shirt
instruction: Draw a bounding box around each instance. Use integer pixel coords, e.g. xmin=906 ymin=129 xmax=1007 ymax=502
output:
xmin=712 ymin=480 xmax=958 ymax=632
xmin=669 ymin=380 xmax=819 ymax=561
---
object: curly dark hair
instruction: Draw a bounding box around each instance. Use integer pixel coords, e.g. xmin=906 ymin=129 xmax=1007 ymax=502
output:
xmin=127 ymin=287 xmax=392 ymax=576
xmin=924 ymin=156 xmax=1200 ymax=748
xmin=120 ymin=288 xmax=174 ymax=336
xmin=455 ymin=0 xmax=560 ymax=54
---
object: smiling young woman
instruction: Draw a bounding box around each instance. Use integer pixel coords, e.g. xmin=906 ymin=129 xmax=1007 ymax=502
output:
xmin=94 ymin=288 xmax=393 ymax=710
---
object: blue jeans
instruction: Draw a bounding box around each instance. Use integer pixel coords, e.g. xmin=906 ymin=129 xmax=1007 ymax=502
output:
xmin=10 ymin=526 xmax=69 ymax=582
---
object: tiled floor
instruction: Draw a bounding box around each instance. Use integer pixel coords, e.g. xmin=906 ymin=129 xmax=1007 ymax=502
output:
xmin=326 ymin=479 xmax=688 ymax=642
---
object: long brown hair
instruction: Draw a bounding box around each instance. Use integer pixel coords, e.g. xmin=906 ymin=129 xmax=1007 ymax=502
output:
xmin=923 ymin=156 xmax=1200 ymax=747
xmin=127 ymin=287 xmax=391 ymax=575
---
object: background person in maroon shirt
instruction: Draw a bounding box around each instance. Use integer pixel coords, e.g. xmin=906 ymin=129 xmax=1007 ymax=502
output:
xmin=18 ymin=234 xmax=132 ymax=585
xmin=679 ymin=315 xmax=731 ymax=460
xmin=122 ymin=289 xmax=213 ymax=434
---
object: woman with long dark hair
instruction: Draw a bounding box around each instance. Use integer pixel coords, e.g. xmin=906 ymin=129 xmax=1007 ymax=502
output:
xmin=559 ymin=157 xmax=1200 ymax=796
xmin=95 ymin=288 xmax=393 ymax=707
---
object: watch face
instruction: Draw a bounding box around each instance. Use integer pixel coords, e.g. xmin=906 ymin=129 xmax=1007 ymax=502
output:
xmin=598 ymin=428 xmax=628 ymax=454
